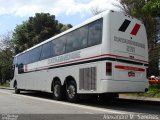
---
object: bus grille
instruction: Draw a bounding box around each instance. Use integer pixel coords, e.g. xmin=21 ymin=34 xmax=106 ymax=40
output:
xmin=79 ymin=67 xmax=97 ymax=91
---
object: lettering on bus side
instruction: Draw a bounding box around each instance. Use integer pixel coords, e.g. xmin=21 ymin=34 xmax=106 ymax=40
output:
xmin=48 ymin=51 xmax=81 ymax=64
xmin=114 ymin=36 xmax=145 ymax=49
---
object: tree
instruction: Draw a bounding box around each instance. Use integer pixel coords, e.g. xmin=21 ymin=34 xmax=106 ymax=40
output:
xmin=0 ymin=32 xmax=13 ymax=84
xmin=90 ymin=6 xmax=105 ymax=15
xmin=0 ymin=32 xmax=13 ymax=50
xmin=0 ymin=49 xmax=13 ymax=84
xmin=0 ymin=13 xmax=72 ymax=83
xmin=12 ymin=13 xmax=72 ymax=54
xmin=143 ymin=0 xmax=160 ymax=16
xmin=60 ymin=24 xmax=72 ymax=32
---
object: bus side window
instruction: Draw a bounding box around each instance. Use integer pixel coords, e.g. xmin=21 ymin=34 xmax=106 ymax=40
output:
xmin=52 ymin=36 xmax=66 ymax=56
xmin=17 ymin=55 xmax=24 ymax=74
xmin=66 ymin=30 xmax=79 ymax=53
xmin=40 ymin=42 xmax=51 ymax=60
xmin=66 ymin=25 xmax=88 ymax=53
xmin=88 ymin=19 xmax=103 ymax=47
xmin=78 ymin=26 xmax=88 ymax=49
xmin=29 ymin=46 xmax=41 ymax=63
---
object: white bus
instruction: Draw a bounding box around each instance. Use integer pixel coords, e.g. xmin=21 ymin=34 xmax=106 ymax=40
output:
xmin=10 ymin=10 xmax=149 ymax=102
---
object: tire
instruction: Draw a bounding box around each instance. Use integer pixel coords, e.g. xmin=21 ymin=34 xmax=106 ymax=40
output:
xmin=66 ymin=81 xmax=78 ymax=102
xmin=15 ymin=83 xmax=20 ymax=94
xmin=52 ymin=81 xmax=62 ymax=100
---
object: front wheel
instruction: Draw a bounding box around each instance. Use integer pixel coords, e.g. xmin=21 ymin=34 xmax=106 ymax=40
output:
xmin=66 ymin=81 xmax=78 ymax=102
xmin=15 ymin=83 xmax=20 ymax=94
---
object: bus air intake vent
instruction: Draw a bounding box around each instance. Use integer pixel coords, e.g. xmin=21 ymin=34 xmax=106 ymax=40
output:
xmin=79 ymin=67 xmax=97 ymax=91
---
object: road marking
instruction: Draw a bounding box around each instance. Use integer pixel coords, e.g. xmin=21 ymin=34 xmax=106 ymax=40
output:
xmin=0 ymin=90 xmax=136 ymax=114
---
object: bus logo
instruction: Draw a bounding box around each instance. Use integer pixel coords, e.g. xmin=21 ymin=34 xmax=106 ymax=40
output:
xmin=118 ymin=19 xmax=141 ymax=36
xmin=128 ymin=71 xmax=135 ymax=77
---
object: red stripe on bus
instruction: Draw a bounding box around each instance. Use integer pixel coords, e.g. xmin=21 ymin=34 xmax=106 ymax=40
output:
xmin=44 ymin=54 xmax=148 ymax=69
xmin=27 ymin=54 xmax=148 ymax=72
xmin=130 ymin=23 xmax=141 ymax=36
xmin=115 ymin=65 xmax=145 ymax=72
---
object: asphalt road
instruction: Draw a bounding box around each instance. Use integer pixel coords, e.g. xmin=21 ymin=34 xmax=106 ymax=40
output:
xmin=0 ymin=89 xmax=160 ymax=120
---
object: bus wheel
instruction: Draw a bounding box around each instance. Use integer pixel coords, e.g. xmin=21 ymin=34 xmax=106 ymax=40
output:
xmin=52 ymin=81 xmax=62 ymax=100
xmin=66 ymin=81 xmax=78 ymax=102
xmin=15 ymin=83 xmax=20 ymax=94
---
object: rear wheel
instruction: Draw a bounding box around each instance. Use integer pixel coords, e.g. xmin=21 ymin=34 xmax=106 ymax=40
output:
xmin=66 ymin=81 xmax=78 ymax=102
xmin=52 ymin=81 xmax=62 ymax=100
xmin=14 ymin=83 xmax=20 ymax=94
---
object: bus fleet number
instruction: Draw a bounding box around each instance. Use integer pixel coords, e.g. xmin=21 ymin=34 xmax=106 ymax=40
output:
xmin=126 ymin=46 xmax=135 ymax=53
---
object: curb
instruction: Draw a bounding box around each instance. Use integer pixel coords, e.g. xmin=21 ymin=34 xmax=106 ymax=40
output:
xmin=119 ymin=94 xmax=160 ymax=102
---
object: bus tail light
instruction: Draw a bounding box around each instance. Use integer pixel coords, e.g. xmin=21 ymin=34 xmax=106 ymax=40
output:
xmin=106 ymin=62 xmax=112 ymax=76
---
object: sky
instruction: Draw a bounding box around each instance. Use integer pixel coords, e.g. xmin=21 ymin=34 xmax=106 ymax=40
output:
xmin=0 ymin=0 xmax=120 ymax=35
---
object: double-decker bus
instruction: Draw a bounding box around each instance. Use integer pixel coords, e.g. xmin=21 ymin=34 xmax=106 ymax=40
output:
xmin=10 ymin=10 xmax=149 ymax=102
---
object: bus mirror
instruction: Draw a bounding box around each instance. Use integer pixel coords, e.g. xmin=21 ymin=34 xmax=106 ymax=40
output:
xmin=16 ymin=64 xmax=18 ymax=67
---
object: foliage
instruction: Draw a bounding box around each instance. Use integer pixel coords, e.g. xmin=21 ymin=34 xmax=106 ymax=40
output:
xmin=0 ymin=50 xmax=13 ymax=83
xmin=143 ymin=0 xmax=160 ymax=16
xmin=12 ymin=13 xmax=72 ymax=54
xmin=0 ymin=33 xmax=13 ymax=84
xmin=137 ymin=84 xmax=160 ymax=98
xmin=90 ymin=6 xmax=105 ymax=15
xmin=0 ymin=82 xmax=10 ymax=87
xmin=0 ymin=13 xmax=72 ymax=83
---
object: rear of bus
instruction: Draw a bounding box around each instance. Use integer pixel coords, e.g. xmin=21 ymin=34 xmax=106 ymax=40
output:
xmin=101 ymin=11 xmax=148 ymax=93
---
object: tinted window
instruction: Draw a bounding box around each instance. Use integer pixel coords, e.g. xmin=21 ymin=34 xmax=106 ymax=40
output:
xmin=88 ymin=19 xmax=103 ymax=46
xmin=24 ymin=52 xmax=29 ymax=64
xmin=79 ymin=26 xmax=88 ymax=48
xmin=17 ymin=55 xmax=22 ymax=65
xmin=17 ymin=53 xmax=28 ymax=74
xmin=28 ymin=46 xmax=41 ymax=63
xmin=66 ymin=30 xmax=79 ymax=53
xmin=18 ymin=53 xmax=27 ymax=65
xmin=66 ymin=26 xmax=88 ymax=53
xmin=40 ymin=42 xmax=51 ymax=60
xmin=52 ymin=36 xmax=66 ymax=56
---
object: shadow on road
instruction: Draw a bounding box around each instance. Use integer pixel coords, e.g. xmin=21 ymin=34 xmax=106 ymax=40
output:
xmin=17 ymin=91 xmax=160 ymax=115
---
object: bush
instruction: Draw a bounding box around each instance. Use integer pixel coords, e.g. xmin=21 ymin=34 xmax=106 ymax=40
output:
xmin=136 ymin=84 xmax=160 ymax=97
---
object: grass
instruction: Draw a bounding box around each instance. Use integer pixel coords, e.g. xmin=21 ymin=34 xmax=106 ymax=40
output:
xmin=138 ymin=84 xmax=160 ymax=98
xmin=0 ymin=82 xmax=10 ymax=87
xmin=129 ymin=84 xmax=160 ymax=98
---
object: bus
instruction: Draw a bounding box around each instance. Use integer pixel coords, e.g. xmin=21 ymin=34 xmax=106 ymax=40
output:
xmin=10 ymin=10 xmax=149 ymax=102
